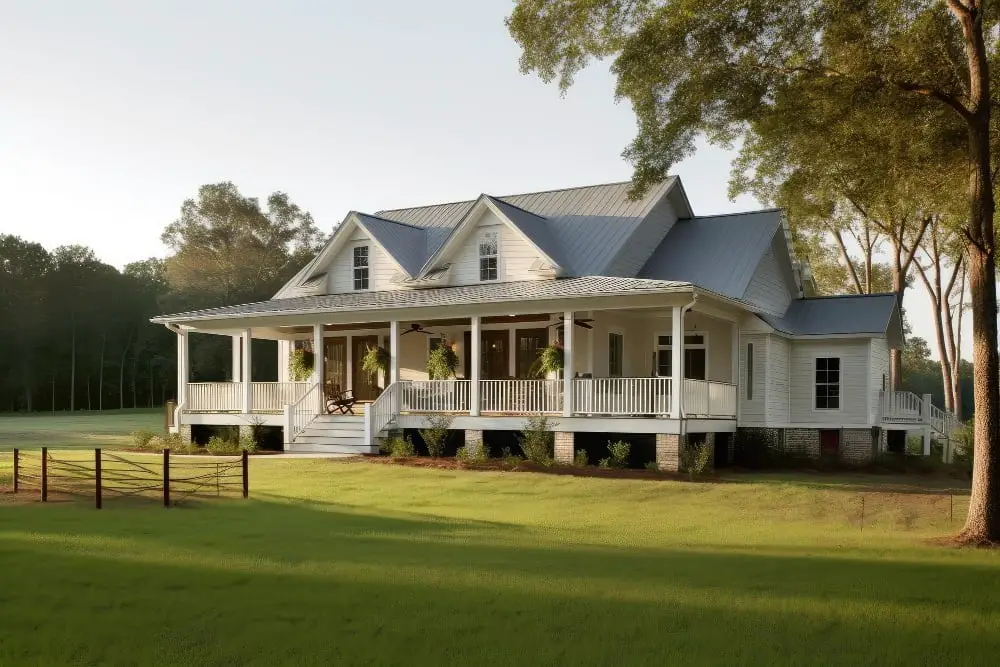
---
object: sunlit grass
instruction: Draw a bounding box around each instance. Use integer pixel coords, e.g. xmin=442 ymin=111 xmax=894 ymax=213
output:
xmin=0 ymin=409 xmax=161 ymax=451
xmin=1 ymin=458 xmax=999 ymax=665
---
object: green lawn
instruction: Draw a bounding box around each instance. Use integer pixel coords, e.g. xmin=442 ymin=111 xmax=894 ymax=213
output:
xmin=1 ymin=457 xmax=998 ymax=665
xmin=0 ymin=409 xmax=161 ymax=451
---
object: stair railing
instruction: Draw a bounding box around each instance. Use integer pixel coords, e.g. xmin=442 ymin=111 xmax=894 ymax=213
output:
xmin=364 ymin=382 xmax=400 ymax=449
xmin=284 ymin=382 xmax=321 ymax=443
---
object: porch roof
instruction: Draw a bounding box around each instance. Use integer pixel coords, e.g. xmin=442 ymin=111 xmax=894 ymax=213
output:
xmin=152 ymin=276 xmax=694 ymax=325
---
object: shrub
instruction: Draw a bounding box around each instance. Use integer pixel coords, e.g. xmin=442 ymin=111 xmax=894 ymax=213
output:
xmin=532 ymin=344 xmax=564 ymax=377
xmin=681 ymin=437 xmax=713 ymax=479
xmin=288 ymin=348 xmax=315 ymax=381
xmin=131 ymin=429 xmax=157 ymax=450
xmin=598 ymin=457 xmax=612 ymax=469
xmin=644 ymin=461 xmax=661 ymax=472
xmin=456 ymin=442 xmax=489 ymax=464
xmin=420 ymin=415 xmax=453 ymax=458
xmin=573 ymin=449 xmax=589 ymax=467
xmin=381 ymin=434 xmax=415 ymax=458
xmin=207 ymin=435 xmax=240 ymax=456
xmin=500 ymin=446 xmax=523 ymax=469
xmin=150 ymin=432 xmax=193 ymax=454
xmin=519 ymin=415 xmax=555 ymax=464
xmin=238 ymin=430 xmax=259 ymax=454
xmin=607 ymin=440 xmax=631 ymax=469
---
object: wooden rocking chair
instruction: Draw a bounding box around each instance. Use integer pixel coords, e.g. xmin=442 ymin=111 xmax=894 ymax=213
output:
xmin=324 ymin=382 xmax=357 ymax=415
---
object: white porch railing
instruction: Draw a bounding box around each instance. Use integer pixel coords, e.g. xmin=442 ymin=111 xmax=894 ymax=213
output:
xmin=480 ymin=379 xmax=562 ymax=414
xmin=251 ymin=382 xmax=312 ymax=412
xmin=682 ymin=379 xmax=737 ymax=418
xmin=573 ymin=377 xmax=672 ymax=416
xmin=187 ymin=382 xmax=242 ymax=412
xmin=365 ymin=382 xmax=400 ymax=447
xmin=286 ymin=382 xmax=321 ymax=440
xmin=880 ymin=391 xmax=923 ymax=423
xmin=400 ymin=380 xmax=470 ymax=413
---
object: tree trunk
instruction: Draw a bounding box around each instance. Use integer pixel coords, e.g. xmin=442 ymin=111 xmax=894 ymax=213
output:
xmin=120 ymin=332 xmax=131 ymax=410
xmin=958 ymin=4 xmax=1000 ymax=542
xmin=98 ymin=331 xmax=106 ymax=412
xmin=69 ymin=313 xmax=76 ymax=412
xmin=889 ymin=261 xmax=905 ymax=390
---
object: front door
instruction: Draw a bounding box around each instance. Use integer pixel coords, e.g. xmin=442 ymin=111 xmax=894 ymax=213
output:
xmin=515 ymin=329 xmax=548 ymax=379
xmin=352 ymin=335 xmax=380 ymax=401
xmin=463 ymin=330 xmax=511 ymax=380
xmin=324 ymin=337 xmax=347 ymax=391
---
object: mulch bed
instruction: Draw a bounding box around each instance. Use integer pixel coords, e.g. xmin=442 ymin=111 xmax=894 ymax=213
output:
xmin=365 ymin=455 xmax=719 ymax=482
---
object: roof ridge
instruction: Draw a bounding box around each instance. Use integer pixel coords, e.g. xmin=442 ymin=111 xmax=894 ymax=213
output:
xmin=690 ymin=207 xmax=783 ymax=220
xmin=486 ymin=194 xmax=548 ymax=219
xmin=355 ymin=211 xmax=427 ymax=231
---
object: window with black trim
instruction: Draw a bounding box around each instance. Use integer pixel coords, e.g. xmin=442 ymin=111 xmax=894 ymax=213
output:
xmin=479 ymin=231 xmax=499 ymax=281
xmin=746 ymin=343 xmax=754 ymax=400
xmin=609 ymin=332 xmax=623 ymax=377
xmin=353 ymin=245 xmax=369 ymax=290
xmin=815 ymin=357 xmax=841 ymax=410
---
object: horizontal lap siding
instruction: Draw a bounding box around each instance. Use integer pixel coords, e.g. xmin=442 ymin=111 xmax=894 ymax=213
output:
xmin=742 ymin=243 xmax=792 ymax=316
xmin=327 ymin=238 xmax=396 ymax=293
xmin=739 ymin=333 xmax=767 ymax=424
xmin=789 ymin=340 xmax=869 ymax=425
xmin=450 ymin=210 xmax=546 ymax=285
xmin=870 ymin=338 xmax=890 ymax=421
xmin=766 ymin=335 xmax=790 ymax=423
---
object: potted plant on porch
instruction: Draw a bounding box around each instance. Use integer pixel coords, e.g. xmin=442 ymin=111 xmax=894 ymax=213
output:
xmin=288 ymin=348 xmax=315 ymax=381
xmin=361 ymin=344 xmax=390 ymax=393
xmin=426 ymin=342 xmax=459 ymax=380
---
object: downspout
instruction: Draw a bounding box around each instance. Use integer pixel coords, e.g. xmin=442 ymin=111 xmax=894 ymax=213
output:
xmin=677 ymin=293 xmax=698 ymax=442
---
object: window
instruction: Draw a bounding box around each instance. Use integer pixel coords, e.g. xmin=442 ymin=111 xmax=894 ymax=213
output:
xmin=746 ymin=343 xmax=754 ymax=400
xmin=655 ymin=332 xmax=707 ymax=379
xmin=609 ymin=332 xmax=624 ymax=377
xmin=479 ymin=231 xmax=499 ymax=281
xmin=815 ymin=357 xmax=841 ymax=410
xmin=353 ymin=245 xmax=369 ymax=290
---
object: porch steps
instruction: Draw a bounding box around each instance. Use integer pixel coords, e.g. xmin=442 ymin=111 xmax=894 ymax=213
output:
xmin=286 ymin=414 xmax=377 ymax=455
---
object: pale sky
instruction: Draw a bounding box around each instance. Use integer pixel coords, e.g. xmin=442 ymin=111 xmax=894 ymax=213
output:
xmin=0 ymin=0 xmax=962 ymax=357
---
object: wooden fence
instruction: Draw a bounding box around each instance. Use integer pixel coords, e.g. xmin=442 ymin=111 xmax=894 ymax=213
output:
xmin=11 ymin=447 xmax=249 ymax=508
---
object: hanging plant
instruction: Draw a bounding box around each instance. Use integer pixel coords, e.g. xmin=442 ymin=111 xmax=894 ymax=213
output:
xmin=288 ymin=348 xmax=315 ymax=381
xmin=533 ymin=344 xmax=564 ymax=377
xmin=427 ymin=343 xmax=459 ymax=380
xmin=361 ymin=345 xmax=390 ymax=379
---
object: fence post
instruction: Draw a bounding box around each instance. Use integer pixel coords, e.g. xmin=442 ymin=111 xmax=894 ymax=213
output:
xmin=163 ymin=448 xmax=170 ymax=508
xmin=41 ymin=447 xmax=48 ymax=502
xmin=242 ymin=449 xmax=249 ymax=499
xmin=95 ymin=448 xmax=102 ymax=510
xmin=12 ymin=449 xmax=18 ymax=494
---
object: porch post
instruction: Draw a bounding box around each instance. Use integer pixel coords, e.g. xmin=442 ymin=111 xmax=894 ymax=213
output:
xmin=389 ymin=320 xmax=400 ymax=384
xmin=731 ymin=321 xmax=739 ymax=421
xmin=231 ymin=335 xmax=242 ymax=382
xmin=176 ymin=330 xmax=189 ymax=405
xmin=563 ymin=310 xmax=574 ymax=417
xmin=470 ymin=316 xmax=481 ymax=416
xmin=670 ymin=306 xmax=683 ymax=417
xmin=313 ymin=324 xmax=325 ymax=413
xmin=241 ymin=328 xmax=252 ymax=414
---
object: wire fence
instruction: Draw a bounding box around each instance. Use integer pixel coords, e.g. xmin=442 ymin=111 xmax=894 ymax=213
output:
xmin=10 ymin=447 xmax=248 ymax=508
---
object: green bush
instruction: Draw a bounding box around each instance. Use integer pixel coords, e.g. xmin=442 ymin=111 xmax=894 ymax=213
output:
xmin=382 ymin=434 xmax=415 ymax=458
xmin=456 ymin=442 xmax=489 ymax=464
xmin=420 ymin=415 xmax=453 ymax=458
xmin=519 ymin=415 xmax=554 ymax=464
xmin=644 ymin=461 xmax=661 ymax=472
xmin=426 ymin=344 xmax=459 ymax=380
xmin=207 ymin=435 xmax=241 ymax=456
xmin=131 ymin=429 xmax=157 ymax=450
xmin=573 ymin=449 xmax=589 ymax=467
xmin=681 ymin=437 xmax=713 ymax=479
xmin=149 ymin=432 xmax=193 ymax=454
xmin=500 ymin=446 xmax=523 ymax=469
xmin=598 ymin=457 xmax=612 ymax=469
xmin=239 ymin=430 xmax=259 ymax=454
xmin=607 ymin=440 xmax=631 ymax=469
xmin=288 ymin=348 xmax=315 ymax=381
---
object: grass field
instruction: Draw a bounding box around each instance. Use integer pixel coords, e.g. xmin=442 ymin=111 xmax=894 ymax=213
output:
xmin=1 ymin=451 xmax=999 ymax=665
xmin=0 ymin=409 xmax=161 ymax=451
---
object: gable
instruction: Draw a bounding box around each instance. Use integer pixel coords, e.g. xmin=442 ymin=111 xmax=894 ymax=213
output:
xmin=446 ymin=207 xmax=549 ymax=285
xmin=742 ymin=239 xmax=795 ymax=316
xmin=326 ymin=232 xmax=398 ymax=293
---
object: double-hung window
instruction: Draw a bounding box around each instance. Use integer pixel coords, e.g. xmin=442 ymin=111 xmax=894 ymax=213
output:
xmin=815 ymin=357 xmax=841 ymax=410
xmin=479 ymin=231 xmax=499 ymax=281
xmin=353 ymin=245 xmax=369 ymax=290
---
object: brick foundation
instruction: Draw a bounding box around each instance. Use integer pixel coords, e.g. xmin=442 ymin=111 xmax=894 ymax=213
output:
xmin=842 ymin=428 xmax=876 ymax=464
xmin=656 ymin=433 xmax=681 ymax=472
xmin=464 ymin=430 xmax=484 ymax=455
xmin=784 ymin=429 xmax=821 ymax=458
xmin=178 ymin=424 xmax=192 ymax=444
xmin=554 ymin=432 xmax=574 ymax=464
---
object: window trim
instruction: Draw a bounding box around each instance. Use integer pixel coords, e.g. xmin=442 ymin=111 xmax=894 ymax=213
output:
xmin=352 ymin=244 xmax=370 ymax=291
xmin=478 ymin=229 xmax=500 ymax=282
xmin=746 ymin=343 xmax=754 ymax=400
xmin=608 ymin=330 xmax=624 ymax=378
xmin=653 ymin=331 xmax=709 ymax=379
xmin=814 ymin=356 xmax=842 ymax=412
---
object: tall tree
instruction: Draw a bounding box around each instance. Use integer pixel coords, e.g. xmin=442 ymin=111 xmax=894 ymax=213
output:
xmin=509 ymin=0 xmax=1000 ymax=542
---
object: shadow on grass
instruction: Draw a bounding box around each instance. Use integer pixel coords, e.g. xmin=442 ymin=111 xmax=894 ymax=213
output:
xmin=723 ymin=469 xmax=971 ymax=495
xmin=2 ymin=497 xmax=1000 ymax=665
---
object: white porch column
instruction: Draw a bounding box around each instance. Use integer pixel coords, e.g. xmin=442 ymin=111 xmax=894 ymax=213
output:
xmin=241 ymin=328 xmax=252 ymax=414
xmin=313 ymin=324 xmax=325 ymax=413
xmin=389 ymin=320 xmax=400 ymax=385
xmin=670 ymin=306 xmax=683 ymax=417
xmin=231 ymin=335 xmax=242 ymax=382
xmin=731 ymin=320 xmax=740 ymax=421
xmin=470 ymin=316 xmax=481 ymax=416
xmin=563 ymin=310 xmax=574 ymax=417
xmin=176 ymin=330 xmax=189 ymax=404
xmin=922 ymin=393 xmax=933 ymax=455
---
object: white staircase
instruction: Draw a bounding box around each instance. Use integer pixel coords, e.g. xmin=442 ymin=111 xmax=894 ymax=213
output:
xmin=286 ymin=414 xmax=378 ymax=455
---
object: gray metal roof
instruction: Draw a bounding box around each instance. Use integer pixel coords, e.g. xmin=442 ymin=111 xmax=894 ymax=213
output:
xmin=153 ymin=276 xmax=693 ymax=324
xmin=639 ymin=209 xmax=782 ymax=299
xmin=485 ymin=195 xmax=567 ymax=269
xmin=354 ymin=213 xmax=428 ymax=277
xmin=758 ymin=293 xmax=901 ymax=337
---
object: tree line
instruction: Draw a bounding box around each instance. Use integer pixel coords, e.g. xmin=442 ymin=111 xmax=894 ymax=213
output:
xmin=0 ymin=182 xmax=324 ymax=414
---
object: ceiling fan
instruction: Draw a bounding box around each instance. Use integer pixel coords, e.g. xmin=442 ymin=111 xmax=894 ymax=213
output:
xmin=402 ymin=323 xmax=436 ymax=336
xmin=548 ymin=317 xmax=594 ymax=331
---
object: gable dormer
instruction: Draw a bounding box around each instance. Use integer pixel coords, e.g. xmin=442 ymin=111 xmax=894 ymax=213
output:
xmin=421 ymin=194 xmax=564 ymax=286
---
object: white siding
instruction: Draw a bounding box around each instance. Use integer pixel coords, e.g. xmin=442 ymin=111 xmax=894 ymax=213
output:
xmin=449 ymin=209 xmax=546 ymax=285
xmin=739 ymin=333 xmax=768 ymax=424
xmin=743 ymin=244 xmax=793 ymax=316
xmin=789 ymin=340 xmax=871 ymax=425
xmin=326 ymin=235 xmax=397 ymax=294
xmin=870 ymin=338 xmax=890 ymax=421
xmin=766 ymin=335 xmax=790 ymax=423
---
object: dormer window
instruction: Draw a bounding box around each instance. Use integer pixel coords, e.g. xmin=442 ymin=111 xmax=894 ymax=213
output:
xmin=353 ymin=245 xmax=369 ymax=290
xmin=479 ymin=231 xmax=499 ymax=281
